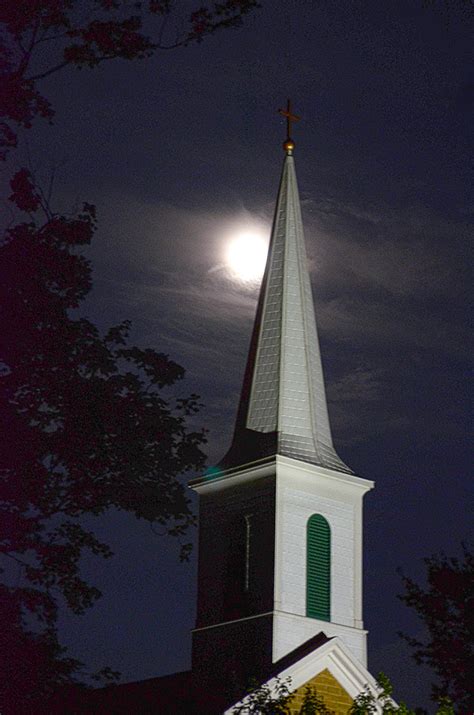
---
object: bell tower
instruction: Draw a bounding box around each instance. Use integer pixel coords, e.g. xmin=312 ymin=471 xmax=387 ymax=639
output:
xmin=190 ymin=104 xmax=373 ymax=699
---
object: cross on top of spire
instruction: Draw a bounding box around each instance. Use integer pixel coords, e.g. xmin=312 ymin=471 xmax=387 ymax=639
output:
xmin=278 ymin=99 xmax=300 ymax=154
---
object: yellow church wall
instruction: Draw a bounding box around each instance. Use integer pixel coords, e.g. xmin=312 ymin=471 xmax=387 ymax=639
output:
xmin=289 ymin=668 xmax=353 ymax=714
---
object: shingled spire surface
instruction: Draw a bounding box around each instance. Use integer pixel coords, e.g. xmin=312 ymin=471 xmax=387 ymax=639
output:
xmin=221 ymin=153 xmax=352 ymax=475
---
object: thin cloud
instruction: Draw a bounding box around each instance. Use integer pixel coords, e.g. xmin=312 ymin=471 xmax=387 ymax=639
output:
xmin=328 ymin=367 xmax=382 ymax=404
xmin=305 ymin=199 xmax=469 ymax=298
xmin=79 ymin=191 xmax=468 ymax=454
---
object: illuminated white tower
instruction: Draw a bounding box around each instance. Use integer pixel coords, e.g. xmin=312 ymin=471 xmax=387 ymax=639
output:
xmin=190 ymin=103 xmax=373 ymax=696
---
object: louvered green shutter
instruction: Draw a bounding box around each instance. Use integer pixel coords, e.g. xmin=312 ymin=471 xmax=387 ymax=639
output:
xmin=306 ymin=514 xmax=330 ymax=621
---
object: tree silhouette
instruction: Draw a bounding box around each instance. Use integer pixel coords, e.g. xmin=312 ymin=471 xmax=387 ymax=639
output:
xmin=398 ymin=544 xmax=474 ymax=711
xmin=0 ymin=1 xmax=259 ymax=710
xmin=0 ymin=0 xmax=259 ymax=158
xmin=0 ymin=167 xmax=207 ymax=711
xmin=231 ymin=673 xmax=455 ymax=714
xmin=231 ymin=677 xmax=334 ymax=714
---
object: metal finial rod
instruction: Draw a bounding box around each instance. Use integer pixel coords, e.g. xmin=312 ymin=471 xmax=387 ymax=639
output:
xmin=278 ymin=99 xmax=301 ymax=154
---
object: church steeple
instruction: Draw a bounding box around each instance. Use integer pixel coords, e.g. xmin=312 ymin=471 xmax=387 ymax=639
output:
xmin=190 ymin=114 xmax=373 ymax=703
xmin=222 ymin=105 xmax=351 ymax=474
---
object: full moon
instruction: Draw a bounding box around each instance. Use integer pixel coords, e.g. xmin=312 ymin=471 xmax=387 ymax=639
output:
xmin=225 ymin=231 xmax=268 ymax=283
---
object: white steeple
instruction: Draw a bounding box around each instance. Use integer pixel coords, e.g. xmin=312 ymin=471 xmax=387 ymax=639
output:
xmin=222 ymin=120 xmax=350 ymax=474
xmin=190 ymin=110 xmax=373 ymax=700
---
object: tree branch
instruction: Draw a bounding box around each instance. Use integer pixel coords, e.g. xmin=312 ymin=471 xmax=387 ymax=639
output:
xmin=27 ymin=60 xmax=70 ymax=82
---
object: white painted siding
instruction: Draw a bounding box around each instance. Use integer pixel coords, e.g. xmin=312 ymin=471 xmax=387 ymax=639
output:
xmin=190 ymin=457 xmax=373 ymax=669
xmin=278 ymin=486 xmax=355 ymax=625
xmin=273 ymin=457 xmax=372 ymax=666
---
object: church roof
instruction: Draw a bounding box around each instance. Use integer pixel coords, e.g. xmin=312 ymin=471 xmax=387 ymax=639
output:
xmin=45 ymin=633 xmax=383 ymax=714
xmin=44 ymin=670 xmax=225 ymax=714
xmin=42 ymin=671 xmax=184 ymax=713
xmin=221 ymin=150 xmax=351 ymax=475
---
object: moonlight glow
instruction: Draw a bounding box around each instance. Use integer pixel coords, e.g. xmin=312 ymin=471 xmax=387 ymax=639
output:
xmin=225 ymin=231 xmax=268 ymax=283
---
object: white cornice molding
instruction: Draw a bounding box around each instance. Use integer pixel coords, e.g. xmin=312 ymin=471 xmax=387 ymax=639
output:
xmin=224 ymin=636 xmax=383 ymax=714
xmin=189 ymin=457 xmax=276 ymax=494
xmin=273 ymin=609 xmax=368 ymax=636
xmin=189 ymin=454 xmax=373 ymax=495
xmin=276 ymin=455 xmax=374 ymax=493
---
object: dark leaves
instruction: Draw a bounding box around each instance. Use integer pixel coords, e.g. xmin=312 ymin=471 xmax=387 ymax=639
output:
xmin=5 ymin=77 xmax=53 ymax=125
xmin=0 ymin=121 xmax=17 ymax=159
xmin=398 ymin=545 xmax=474 ymax=709
xmin=0 ymin=585 xmax=85 ymax=710
xmin=0 ymin=0 xmax=259 ymax=703
xmin=1 ymin=175 xmax=206 ymax=705
xmin=65 ymin=17 xmax=154 ymax=67
xmin=0 ymin=0 xmax=71 ymax=36
xmin=9 ymin=168 xmax=42 ymax=212
xmin=0 ymin=0 xmax=259 ymax=158
xmin=118 ymin=345 xmax=184 ymax=386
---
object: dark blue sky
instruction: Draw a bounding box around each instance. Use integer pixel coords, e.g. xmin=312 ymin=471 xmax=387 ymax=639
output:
xmin=12 ymin=1 xmax=472 ymax=709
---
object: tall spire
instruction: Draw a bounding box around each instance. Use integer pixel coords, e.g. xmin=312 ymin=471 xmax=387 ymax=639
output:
xmin=220 ymin=105 xmax=351 ymax=475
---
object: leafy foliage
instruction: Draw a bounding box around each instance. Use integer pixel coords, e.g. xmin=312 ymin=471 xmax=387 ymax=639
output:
xmin=0 ymin=0 xmax=260 ymax=157
xmin=1 ymin=0 xmax=259 ymax=708
xmin=350 ymin=672 xmax=455 ymax=715
xmin=0 ymin=168 xmax=206 ymax=710
xmin=398 ymin=544 xmax=474 ymax=710
xmin=298 ymin=685 xmax=335 ymax=715
xmin=350 ymin=672 xmax=412 ymax=715
xmin=231 ymin=676 xmax=334 ymax=714
xmin=231 ymin=672 xmax=455 ymax=715
xmin=231 ymin=677 xmax=294 ymax=714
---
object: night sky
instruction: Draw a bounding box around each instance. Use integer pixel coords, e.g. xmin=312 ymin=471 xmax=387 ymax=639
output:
xmin=15 ymin=1 xmax=472 ymax=710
